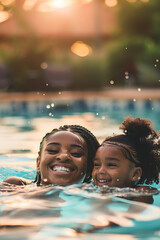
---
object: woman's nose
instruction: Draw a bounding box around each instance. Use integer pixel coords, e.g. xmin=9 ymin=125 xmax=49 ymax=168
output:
xmin=56 ymin=152 xmax=70 ymax=162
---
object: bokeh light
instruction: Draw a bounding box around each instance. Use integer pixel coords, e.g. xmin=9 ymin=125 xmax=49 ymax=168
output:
xmin=1 ymin=0 xmax=14 ymax=6
xmin=71 ymin=41 xmax=92 ymax=57
xmin=0 ymin=11 xmax=10 ymax=23
xmin=126 ymin=0 xmax=137 ymax=3
xmin=37 ymin=0 xmax=75 ymax=12
xmin=105 ymin=0 xmax=118 ymax=7
xmin=23 ymin=0 xmax=37 ymax=11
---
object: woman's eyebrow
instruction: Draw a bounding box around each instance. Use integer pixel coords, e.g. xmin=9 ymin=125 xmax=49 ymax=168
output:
xmin=47 ymin=142 xmax=60 ymax=146
xmin=70 ymin=144 xmax=84 ymax=150
xmin=46 ymin=143 xmax=84 ymax=149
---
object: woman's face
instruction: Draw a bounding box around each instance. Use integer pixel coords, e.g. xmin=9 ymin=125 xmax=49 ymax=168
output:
xmin=92 ymin=144 xmax=141 ymax=188
xmin=37 ymin=131 xmax=88 ymax=185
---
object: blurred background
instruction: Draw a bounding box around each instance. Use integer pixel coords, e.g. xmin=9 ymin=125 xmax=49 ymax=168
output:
xmin=0 ymin=0 xmax=160 ymax=92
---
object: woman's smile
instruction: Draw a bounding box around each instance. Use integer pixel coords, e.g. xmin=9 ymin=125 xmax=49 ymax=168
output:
xmin=37 ymin=131 xmax=87 ymax=185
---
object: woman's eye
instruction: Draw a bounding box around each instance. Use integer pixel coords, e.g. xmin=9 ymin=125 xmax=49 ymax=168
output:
xmin=71 ymin=152 xmax=82 ymax=157
xmin=47 ymin=149 xmax=58 ymax=154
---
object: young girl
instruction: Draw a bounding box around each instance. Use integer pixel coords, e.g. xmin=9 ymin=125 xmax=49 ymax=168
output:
xmin=92 ymin=116 xmax=160 ymax=190
xmin=4 ymin=125 xmax=99 ymax=186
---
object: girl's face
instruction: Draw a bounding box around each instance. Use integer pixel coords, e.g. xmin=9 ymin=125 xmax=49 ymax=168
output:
xmin=92 ymin=144 xmax=141 ymax=188
xmin=37 ymin=131 xmax=87 ymax=185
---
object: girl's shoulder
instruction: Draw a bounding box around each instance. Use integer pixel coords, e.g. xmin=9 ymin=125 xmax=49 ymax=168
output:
xmin=135 ymin=185 xmax=158 ymax=192
xmin=3 ymin=176 xmax=32 ymax=185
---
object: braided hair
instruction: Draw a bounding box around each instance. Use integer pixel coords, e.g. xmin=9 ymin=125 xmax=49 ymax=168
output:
xmin=35 ymin=125 xmax=99 ymax=184
xmin=103 ymin=116 xmax=160 ymax=185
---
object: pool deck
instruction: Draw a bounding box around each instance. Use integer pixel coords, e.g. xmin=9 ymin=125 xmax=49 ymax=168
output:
xmin=0 ymin=88 xmax=160 ymax=101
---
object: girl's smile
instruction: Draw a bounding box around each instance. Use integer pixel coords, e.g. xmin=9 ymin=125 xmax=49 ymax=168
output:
xmin=92 ymin=144 xmax=140 ymax=188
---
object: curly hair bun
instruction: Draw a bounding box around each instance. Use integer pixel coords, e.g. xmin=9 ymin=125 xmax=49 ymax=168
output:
xmin=120 ymin=116 xmax=155 ymax=139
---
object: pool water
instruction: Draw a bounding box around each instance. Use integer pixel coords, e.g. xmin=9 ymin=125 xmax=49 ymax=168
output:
xmin=0 ymin=98 xmax=160 ymax=239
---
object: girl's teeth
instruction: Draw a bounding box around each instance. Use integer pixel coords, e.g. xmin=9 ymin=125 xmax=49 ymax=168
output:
xmin=53 ymin=166 xmax=70 ymax=173
xmin=99 ymin=180 xmax=107 ymax=183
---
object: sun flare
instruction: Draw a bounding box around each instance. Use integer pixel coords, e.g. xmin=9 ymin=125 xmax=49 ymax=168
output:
xmin=38 ymin=0 xmax=75 ymax=12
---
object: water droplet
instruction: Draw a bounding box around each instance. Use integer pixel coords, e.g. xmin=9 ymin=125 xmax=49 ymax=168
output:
xmin=125 ymin=76 xmax=129 ymax=79
xmin=110 ymin=80 xmax=114 ymax=85
xmin=156 ymin=59 xmax=159 ymax=62
xmin=116 ymin=178 xmax=119 ymax=182
xmin=133 ymin=98 xmax=136 ymax=102
xmin=41 ymin=62 xmax=48 ymax=69
xmin=51 ymin=103 xmax=55 ymax=107
xmin=154 ymin=64 xmax=157 ymax=67
xmin=125 ymin=47 xmax=128 ymax=50
xmin=46 ymin=83 xmax=49 ymax=86
xmin=138 ymin=88 xmax=141 ymax=92
xmin=43 ymin=178 xmax=48 ymax=182
xmin=59 ymin=92 xmax=62 ymax=95
xmin=96 ymin=113 xmax=99 ymax=116
xmin=101 ymin=116 xmax=105 ymax=120
xmin=46 ymin=105 xmax=50 ymax=109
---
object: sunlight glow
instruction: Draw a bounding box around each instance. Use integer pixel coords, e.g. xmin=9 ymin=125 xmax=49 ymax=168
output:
xmin=1 ymin=0 xmax=14 ymax=6
xmin=105 ymin=0 xmax=118 ymax=7
xmin=81 ymin=0 xmax=93 ymax=4
xmin=141 ymin=0 xmax=150 ymax=2
xmin=0 ymin=11 xmax=10 ymax=23
xmin=38 ymin=0 xmax=75 ymax=12
xmin=23 ymin=0 xmax=37 ymax=11
xmin=71 ymin=41 xmax=92 ymax=57
xmin=126 ymin=0 xmax=137 ymax=3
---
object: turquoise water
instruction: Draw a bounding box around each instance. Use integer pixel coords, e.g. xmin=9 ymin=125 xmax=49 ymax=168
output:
xmin=0 ymin=98 xmax=160 ymax=239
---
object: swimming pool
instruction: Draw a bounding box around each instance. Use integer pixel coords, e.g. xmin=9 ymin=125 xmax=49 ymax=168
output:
xmin=0 ymin=97 xmax=160 ymax=239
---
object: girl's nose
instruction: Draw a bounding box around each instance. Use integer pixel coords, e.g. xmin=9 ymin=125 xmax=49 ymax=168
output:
xmin=98 ymin=165 xmax=106 ymax=174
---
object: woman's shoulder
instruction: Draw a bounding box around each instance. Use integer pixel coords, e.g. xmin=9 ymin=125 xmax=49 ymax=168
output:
xmin=3 ymin=176 xmax=32 ymax=185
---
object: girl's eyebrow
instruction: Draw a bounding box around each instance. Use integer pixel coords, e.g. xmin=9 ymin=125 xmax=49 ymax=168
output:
xmin=105 ymin=158 xmax=120 ymax=161
xmin=93 ymin=157 xmax=120 ymax=162
xmin=47 ymin=142 xmax=84 ymax=150
xmin=93 ymin=158 xmax=100 ymax=161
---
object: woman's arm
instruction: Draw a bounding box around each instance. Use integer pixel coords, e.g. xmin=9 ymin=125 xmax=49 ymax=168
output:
xmin=3 ymin=177 xmax=31 ymax=185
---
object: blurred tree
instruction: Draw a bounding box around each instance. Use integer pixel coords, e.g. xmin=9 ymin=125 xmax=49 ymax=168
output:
xmin=105 ymin=0 xmax=160 ymax=88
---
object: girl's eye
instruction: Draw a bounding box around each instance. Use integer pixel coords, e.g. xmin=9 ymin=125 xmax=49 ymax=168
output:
xmin=94 ymin=162 xmax=100 ymax=167
xmin=108 ymin=163 xmax=117 ymax=167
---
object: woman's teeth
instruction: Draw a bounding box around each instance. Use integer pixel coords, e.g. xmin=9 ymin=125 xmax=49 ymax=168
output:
xmin=52 ymin=166 xmax=71 ymax=173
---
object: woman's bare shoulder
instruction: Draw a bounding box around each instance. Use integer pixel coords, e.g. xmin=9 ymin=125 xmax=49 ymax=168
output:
xmin=3 ymin=177 xmax=32 ymax=185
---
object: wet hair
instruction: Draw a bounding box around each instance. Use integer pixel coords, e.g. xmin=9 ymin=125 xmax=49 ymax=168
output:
xmin=102 ymin=116 xmax=160 ymax=185
xmin=35 ymin=125 xmax=100 ymax=184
